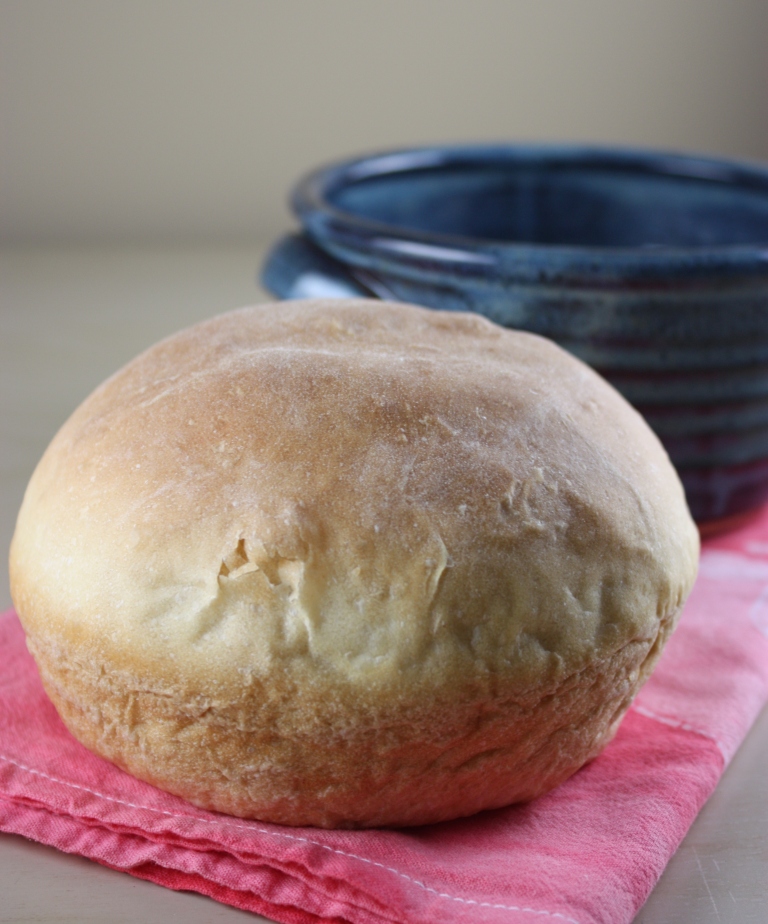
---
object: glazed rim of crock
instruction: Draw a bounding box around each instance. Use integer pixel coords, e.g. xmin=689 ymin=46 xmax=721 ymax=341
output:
xmin=291 ymin=144 xmax=768 ymax=287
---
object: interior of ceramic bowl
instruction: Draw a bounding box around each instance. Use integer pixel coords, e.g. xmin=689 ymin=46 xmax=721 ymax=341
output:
xmin=325 ymin=152 xmax=768 ymax=249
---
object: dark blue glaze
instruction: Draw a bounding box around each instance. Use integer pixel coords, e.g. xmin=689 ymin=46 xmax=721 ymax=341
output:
xmin=261 ymin=144 xmax=768 ymax=524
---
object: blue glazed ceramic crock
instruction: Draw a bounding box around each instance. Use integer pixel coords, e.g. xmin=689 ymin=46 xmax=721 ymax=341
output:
xmin=261 ymin=144 xmax=768 ymax=525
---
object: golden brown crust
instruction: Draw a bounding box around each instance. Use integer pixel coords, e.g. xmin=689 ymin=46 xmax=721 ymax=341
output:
xmin=10 ymin=299 xmax=699 ymax=827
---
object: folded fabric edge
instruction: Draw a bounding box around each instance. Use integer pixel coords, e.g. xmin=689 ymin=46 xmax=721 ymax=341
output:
xmin=0 ymin=712 xmax=727 ymax=924
xmin=0 ymin=794 xmax=406 ymax=924
xmin=123 ymin=861 xmax=354 ymax=924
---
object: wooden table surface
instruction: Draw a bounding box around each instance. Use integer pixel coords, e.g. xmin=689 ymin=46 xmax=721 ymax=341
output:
xmin=1 ymin=245 xmax=766 ymax=923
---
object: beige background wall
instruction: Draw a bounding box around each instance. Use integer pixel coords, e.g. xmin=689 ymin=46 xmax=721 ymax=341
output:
xmin=2 ymin=0 xmax=768 ymax=246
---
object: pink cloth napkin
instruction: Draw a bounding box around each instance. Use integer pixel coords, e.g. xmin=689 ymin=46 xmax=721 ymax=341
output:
xmin=2 ymin=514 xmax=768 ymax=924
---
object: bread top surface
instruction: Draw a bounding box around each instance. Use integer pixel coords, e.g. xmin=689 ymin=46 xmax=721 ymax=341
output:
xmin=10 ymin=299 xmax=699 ymax=711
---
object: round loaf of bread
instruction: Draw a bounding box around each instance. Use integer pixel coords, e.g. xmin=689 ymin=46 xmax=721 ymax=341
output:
xmin=10 ymin=299 xmax=699 ymax=828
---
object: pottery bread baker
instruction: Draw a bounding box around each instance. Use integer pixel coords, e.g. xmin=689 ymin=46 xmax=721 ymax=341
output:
xmin=9 ymin=299 xmax=699 ymax=828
